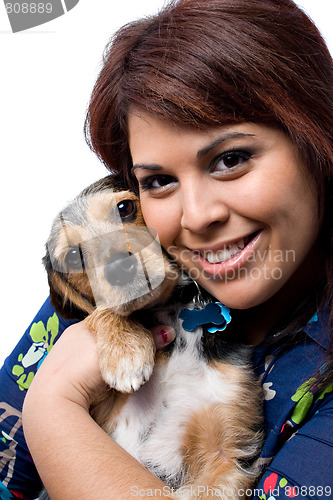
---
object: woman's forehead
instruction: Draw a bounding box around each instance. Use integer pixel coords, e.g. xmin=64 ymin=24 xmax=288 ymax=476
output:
xmin=128 ymin=112 xmax=280 ymax=148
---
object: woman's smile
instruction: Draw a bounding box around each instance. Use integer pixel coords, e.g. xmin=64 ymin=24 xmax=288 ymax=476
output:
xmin=191 ymin=230 xmax=262 ymax=274
xmin=129 ymin=110 xmax=321 ymax=310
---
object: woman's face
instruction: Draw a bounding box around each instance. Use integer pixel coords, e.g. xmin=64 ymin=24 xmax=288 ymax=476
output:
xmin=129 ymin=111 xmax=321 ymax=310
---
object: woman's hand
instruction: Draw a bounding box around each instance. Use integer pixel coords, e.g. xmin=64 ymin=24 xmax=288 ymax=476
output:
xmin=24 ymin=320 xmax=176 ymax=411
xmin=22 ymin=321 xmax=175 ymax=499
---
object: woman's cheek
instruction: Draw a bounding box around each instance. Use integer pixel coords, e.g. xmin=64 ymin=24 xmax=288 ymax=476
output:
xmin=142 ymin=200 xmax=181 ymax=250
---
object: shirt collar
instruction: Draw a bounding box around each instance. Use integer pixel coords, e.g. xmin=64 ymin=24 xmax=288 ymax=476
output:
xmin=303 ymin=306 xmax=331 ymax=350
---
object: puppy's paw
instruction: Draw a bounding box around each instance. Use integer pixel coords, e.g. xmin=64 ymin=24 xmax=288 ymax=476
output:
xmin=96 ymin=328 xmax=156 ymax=393
xmin=101 ymin=351 xmax=154 ymax=393
xmin=84 ymin=310 xmax=156 ymax=393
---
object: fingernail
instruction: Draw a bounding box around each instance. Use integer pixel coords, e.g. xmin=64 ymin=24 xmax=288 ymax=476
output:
xmin=153 ymin=326 xmax=176 ymax=348
xmin=160 ymin=328 xmax=169 ymax=344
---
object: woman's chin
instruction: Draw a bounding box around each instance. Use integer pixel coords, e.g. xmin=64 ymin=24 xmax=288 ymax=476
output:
xmin=198 ymin=278 xmax=279 ymax=311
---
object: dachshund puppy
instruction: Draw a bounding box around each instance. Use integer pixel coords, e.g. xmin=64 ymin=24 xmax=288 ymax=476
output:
xmin=41 ymin=176 xmax=263 ymax=499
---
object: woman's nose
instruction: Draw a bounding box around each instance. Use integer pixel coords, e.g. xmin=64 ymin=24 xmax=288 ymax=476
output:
xmin=180 ymin=182 xmax=230 ymax=233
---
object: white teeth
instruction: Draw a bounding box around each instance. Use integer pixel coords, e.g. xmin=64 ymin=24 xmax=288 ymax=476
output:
xmin=229 ymin=243 xmax=239 ymax=253
xmin=206 ymin=249 xmax=230 ymax=264
xmin=204 ymin=238 xmax=245 ymax=264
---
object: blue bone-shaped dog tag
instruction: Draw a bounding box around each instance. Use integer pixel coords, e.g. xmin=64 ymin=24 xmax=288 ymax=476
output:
xmin=179 ymin=302 xmax=231 ymax=333
xmin=207 ymin=304 xmax=232 ymax=333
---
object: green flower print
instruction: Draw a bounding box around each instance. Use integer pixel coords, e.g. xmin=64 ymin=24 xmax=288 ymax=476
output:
xmin=12 ymin=313 xmax=59 ymax=391
xmin=290 ymin=378 xmax=316 ymax=425
xmin=290 ymin=376 xmax=333 ymax=425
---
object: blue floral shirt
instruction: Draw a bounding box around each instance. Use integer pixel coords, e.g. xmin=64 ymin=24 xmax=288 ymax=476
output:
xmin=251 ymin=309 xmax=333 ymax=500
xmin=0 ymin=298 xmax=332 ymax=499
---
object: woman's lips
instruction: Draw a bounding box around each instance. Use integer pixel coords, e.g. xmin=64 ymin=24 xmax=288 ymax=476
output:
xmin=202 ymin=235 xmax=252 ymax=264
xmin=193 ymin=231 xmax=262 ymax=277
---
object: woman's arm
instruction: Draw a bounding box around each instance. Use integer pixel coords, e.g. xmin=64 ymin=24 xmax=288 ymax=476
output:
xmin=22 ymin=322 xmax=175 ymax=499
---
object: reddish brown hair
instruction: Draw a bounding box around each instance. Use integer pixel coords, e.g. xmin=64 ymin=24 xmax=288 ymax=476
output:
xmin=85 ymin=0 xmax=333 ymax=385
xmin=85 ymin=0 xmax=333 ymax=190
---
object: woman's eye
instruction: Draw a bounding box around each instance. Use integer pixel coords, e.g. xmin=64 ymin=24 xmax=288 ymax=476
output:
xmin=213 ymin=150 xmax=252 ymax=172
xmin=139 ymin=174 xmax=177 ymax=191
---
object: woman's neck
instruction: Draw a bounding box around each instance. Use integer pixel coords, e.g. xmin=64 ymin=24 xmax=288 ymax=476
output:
xmin=231 ymin=246 xmax=323 ymax=346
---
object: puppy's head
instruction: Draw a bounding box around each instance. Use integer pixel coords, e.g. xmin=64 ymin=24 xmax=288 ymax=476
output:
xmin=44 ymin=176 xmax=179 ymax=319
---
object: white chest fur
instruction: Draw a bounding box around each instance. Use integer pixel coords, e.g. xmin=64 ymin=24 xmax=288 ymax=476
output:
xmin=111 ymin=325 xmax=243 ymax=487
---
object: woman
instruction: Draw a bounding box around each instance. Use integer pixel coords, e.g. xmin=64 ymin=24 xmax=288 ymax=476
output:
xmin=1 ymin=0 xmax=333 ymax=498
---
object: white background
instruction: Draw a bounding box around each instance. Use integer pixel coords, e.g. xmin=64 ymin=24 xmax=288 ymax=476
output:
xmin=0 ymin=0 xmax=332 ymax=365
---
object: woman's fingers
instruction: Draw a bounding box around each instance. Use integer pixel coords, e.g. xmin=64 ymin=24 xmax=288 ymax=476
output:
xmin=151 ymin=325 xmax=176 ymax=350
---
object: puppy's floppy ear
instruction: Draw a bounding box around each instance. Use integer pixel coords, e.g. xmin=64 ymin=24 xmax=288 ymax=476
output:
xmin=42 ymin=251 xmax=94 ymax=320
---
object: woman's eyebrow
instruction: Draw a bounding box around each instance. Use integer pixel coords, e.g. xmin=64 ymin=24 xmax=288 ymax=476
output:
xmin=197 ymin=132 xmax=256 ymax=158
xmin=131 ymin=164 xmax=162 ymax=175
xmin=131 ymin=132 xmax=256 ymax=174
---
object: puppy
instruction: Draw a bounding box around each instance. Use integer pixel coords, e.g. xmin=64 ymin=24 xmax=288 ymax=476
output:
xmin=41 ymin=176 xmax=263 ymax=499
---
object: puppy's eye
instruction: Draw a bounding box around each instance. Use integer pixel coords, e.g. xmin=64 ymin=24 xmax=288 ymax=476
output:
xmin=117 ymin=199 xmax=137 ymax=222
xmin=65 ymin=246 xmax=83 ymax=270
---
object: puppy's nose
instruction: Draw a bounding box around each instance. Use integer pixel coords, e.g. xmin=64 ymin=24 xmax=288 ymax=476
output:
xmin=104 ymin=252 xmax=138 ymax=286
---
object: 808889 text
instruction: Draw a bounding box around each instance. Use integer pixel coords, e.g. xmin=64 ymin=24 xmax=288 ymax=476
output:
xmin=5 ymin=3 xmax=53 ymax=14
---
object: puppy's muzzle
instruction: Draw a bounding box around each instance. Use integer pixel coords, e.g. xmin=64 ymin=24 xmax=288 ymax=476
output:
xmin=104 ymin=252 xmax=138 ymax=286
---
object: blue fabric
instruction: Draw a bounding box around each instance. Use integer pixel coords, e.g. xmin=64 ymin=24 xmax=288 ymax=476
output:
xmin=252 ymin=310 xmax=333 ymax=499
xmin=0 ymin=298 xmax=76 ymax=499
xmin=0 ymin=298 xmax=332 ymax=499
